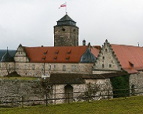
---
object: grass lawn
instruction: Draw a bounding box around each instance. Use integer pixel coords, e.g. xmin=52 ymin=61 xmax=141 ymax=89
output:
xmin=1 ymin=96 xmax=143 ymax=114
xmin=0 ymin=76 xmax=39 ymax=81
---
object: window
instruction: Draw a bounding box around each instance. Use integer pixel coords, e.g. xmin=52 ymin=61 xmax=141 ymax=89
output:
xmin=19 ymin=51 xmax=21 ymax=54
xmin=42 ymin=64 xmax=44 ymax=68
xmin=63 ymin=65 xmax=66 ymax=71
xmin=49 ymin=65 xmax=51 ymax=70
xmin=53 ymin=65 xmax=56 ymax=70
xmin=111 ymin=60 xmax=113 ymax=63
xmin=24 ymin=64 xmax=26 ymax=70
xmin=32 ymin=64 xmax=35 ymax=70
xmin=109 ymin=64 xmax=112 ymax=68
xmin=72 ymin=65 xmax=76 ymax=71
xmin=102 ymin=64 xmax=104 ymax=68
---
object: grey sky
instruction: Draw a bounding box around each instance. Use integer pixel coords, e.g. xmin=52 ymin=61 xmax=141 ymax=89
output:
xmin=0 ymin=0 xmax=143 ymax=49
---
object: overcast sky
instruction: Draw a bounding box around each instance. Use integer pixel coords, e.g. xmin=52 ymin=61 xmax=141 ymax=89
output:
xmin=0 ymin=0 xmax=143 ymax=49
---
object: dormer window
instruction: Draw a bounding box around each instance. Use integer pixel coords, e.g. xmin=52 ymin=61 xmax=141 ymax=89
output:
xmin=54 ymin=56 xmax=57 ymax=60
xmin=42 ymin=57 xmax=46 ymax=61
xmin=66 ymin=56 xmax=70 ymax=61
xmin=67 ymin=50 xmax=71 ymax=54
xmin=55 ymin=50 xmax=59 ymax=54
xmin=129 ymin=61 xmax=134 ymax=67
xmin=44 ymin=51 xmax=48 ymax=55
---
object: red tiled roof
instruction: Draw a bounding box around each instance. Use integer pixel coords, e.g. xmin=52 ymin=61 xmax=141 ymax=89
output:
xmin=24 ymin=46 xmax=100 ymax=63
xmin=91 ymin=46 xmax=101 ymax=57
xmin=111 ymin=44 xmax=143 ymax=73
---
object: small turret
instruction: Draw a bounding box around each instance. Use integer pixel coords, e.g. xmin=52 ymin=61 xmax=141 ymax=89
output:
xmin=1 ymin=47 xmax=14 ymax=62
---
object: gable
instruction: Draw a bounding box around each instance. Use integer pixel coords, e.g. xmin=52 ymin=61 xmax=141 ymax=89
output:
xmin=14 ymin=45 xmax=29 ymax=62
xmin=94 ymin=40 xmax=122 ymax=71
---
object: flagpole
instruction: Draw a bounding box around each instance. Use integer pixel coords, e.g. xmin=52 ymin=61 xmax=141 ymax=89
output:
xmin=59 ymin=2 xmax=67 ymax=14
xmin=65 ymin=2 xmax=67 ymax=14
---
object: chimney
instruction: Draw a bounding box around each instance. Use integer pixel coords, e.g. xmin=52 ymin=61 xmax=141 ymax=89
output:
xmin=82 ymin=40 xmax=86 ymax=46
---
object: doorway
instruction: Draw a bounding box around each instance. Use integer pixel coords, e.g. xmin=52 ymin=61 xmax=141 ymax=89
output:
xmin=64 ymin=84 xmax=73 ymax=103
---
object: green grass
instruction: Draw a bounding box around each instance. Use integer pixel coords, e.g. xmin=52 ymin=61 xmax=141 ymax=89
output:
xmin=0 ymin=76 xmax=39 ymax=81
xmin=1 ymin=96 xmax=143 ymax=114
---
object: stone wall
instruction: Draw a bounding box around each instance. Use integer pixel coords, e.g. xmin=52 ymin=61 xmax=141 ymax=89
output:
xmin=0 ymin=79 xmax=44 ymax=105
xmin=54 ymin=26 xmax=79 ymax=46
xmin=0 ymin=78 xmax=113 ymax=105
xmin=85 ymin=79 xmax=113 ymax=100
xmin=0 ymin=63 xmax=93 ymax=77
xmin=129 ymin=72 xmax=143 ymax=95
xmin=0 ymin=62 xmax=15 ymax=76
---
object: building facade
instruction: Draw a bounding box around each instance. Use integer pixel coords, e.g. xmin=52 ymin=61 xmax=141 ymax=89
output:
xmin=93 ymin=40 xmax=143 ymax=95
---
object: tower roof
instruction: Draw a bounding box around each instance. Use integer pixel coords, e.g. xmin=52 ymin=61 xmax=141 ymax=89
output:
xmin=57 ymin=14 xmax=76 ymax=26
xmin=1 ymin=48 xmax=15 ymax=62
xmin=58 ymin=14 xmax=75 ymax=22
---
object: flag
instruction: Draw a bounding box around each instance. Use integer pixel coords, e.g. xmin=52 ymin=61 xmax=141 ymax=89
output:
xmin=59 ymin=3 xmax=66 ymax=9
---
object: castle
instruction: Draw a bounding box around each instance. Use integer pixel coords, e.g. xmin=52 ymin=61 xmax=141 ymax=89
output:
xmin=0 ymin=14 xmax=143 ymax=103
xmin=0 ymin=14 xmax=100 ymax=77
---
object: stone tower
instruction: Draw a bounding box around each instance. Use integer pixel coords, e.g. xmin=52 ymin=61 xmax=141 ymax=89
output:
xmin=54 ymin=14 xmax=79 ymax=46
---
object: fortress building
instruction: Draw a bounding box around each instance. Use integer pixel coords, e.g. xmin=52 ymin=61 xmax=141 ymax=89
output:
xmin=1 ymin=14 xmax=143 ymax=103
xmin=0 ymin=14 xmax=100 ymax=77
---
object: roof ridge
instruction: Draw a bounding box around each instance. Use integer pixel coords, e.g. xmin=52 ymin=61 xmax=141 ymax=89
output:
xmin=24 ymin=46 xmax=88 ymax=48
xmin=111 ymin=44 xmax=141 ymax=48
